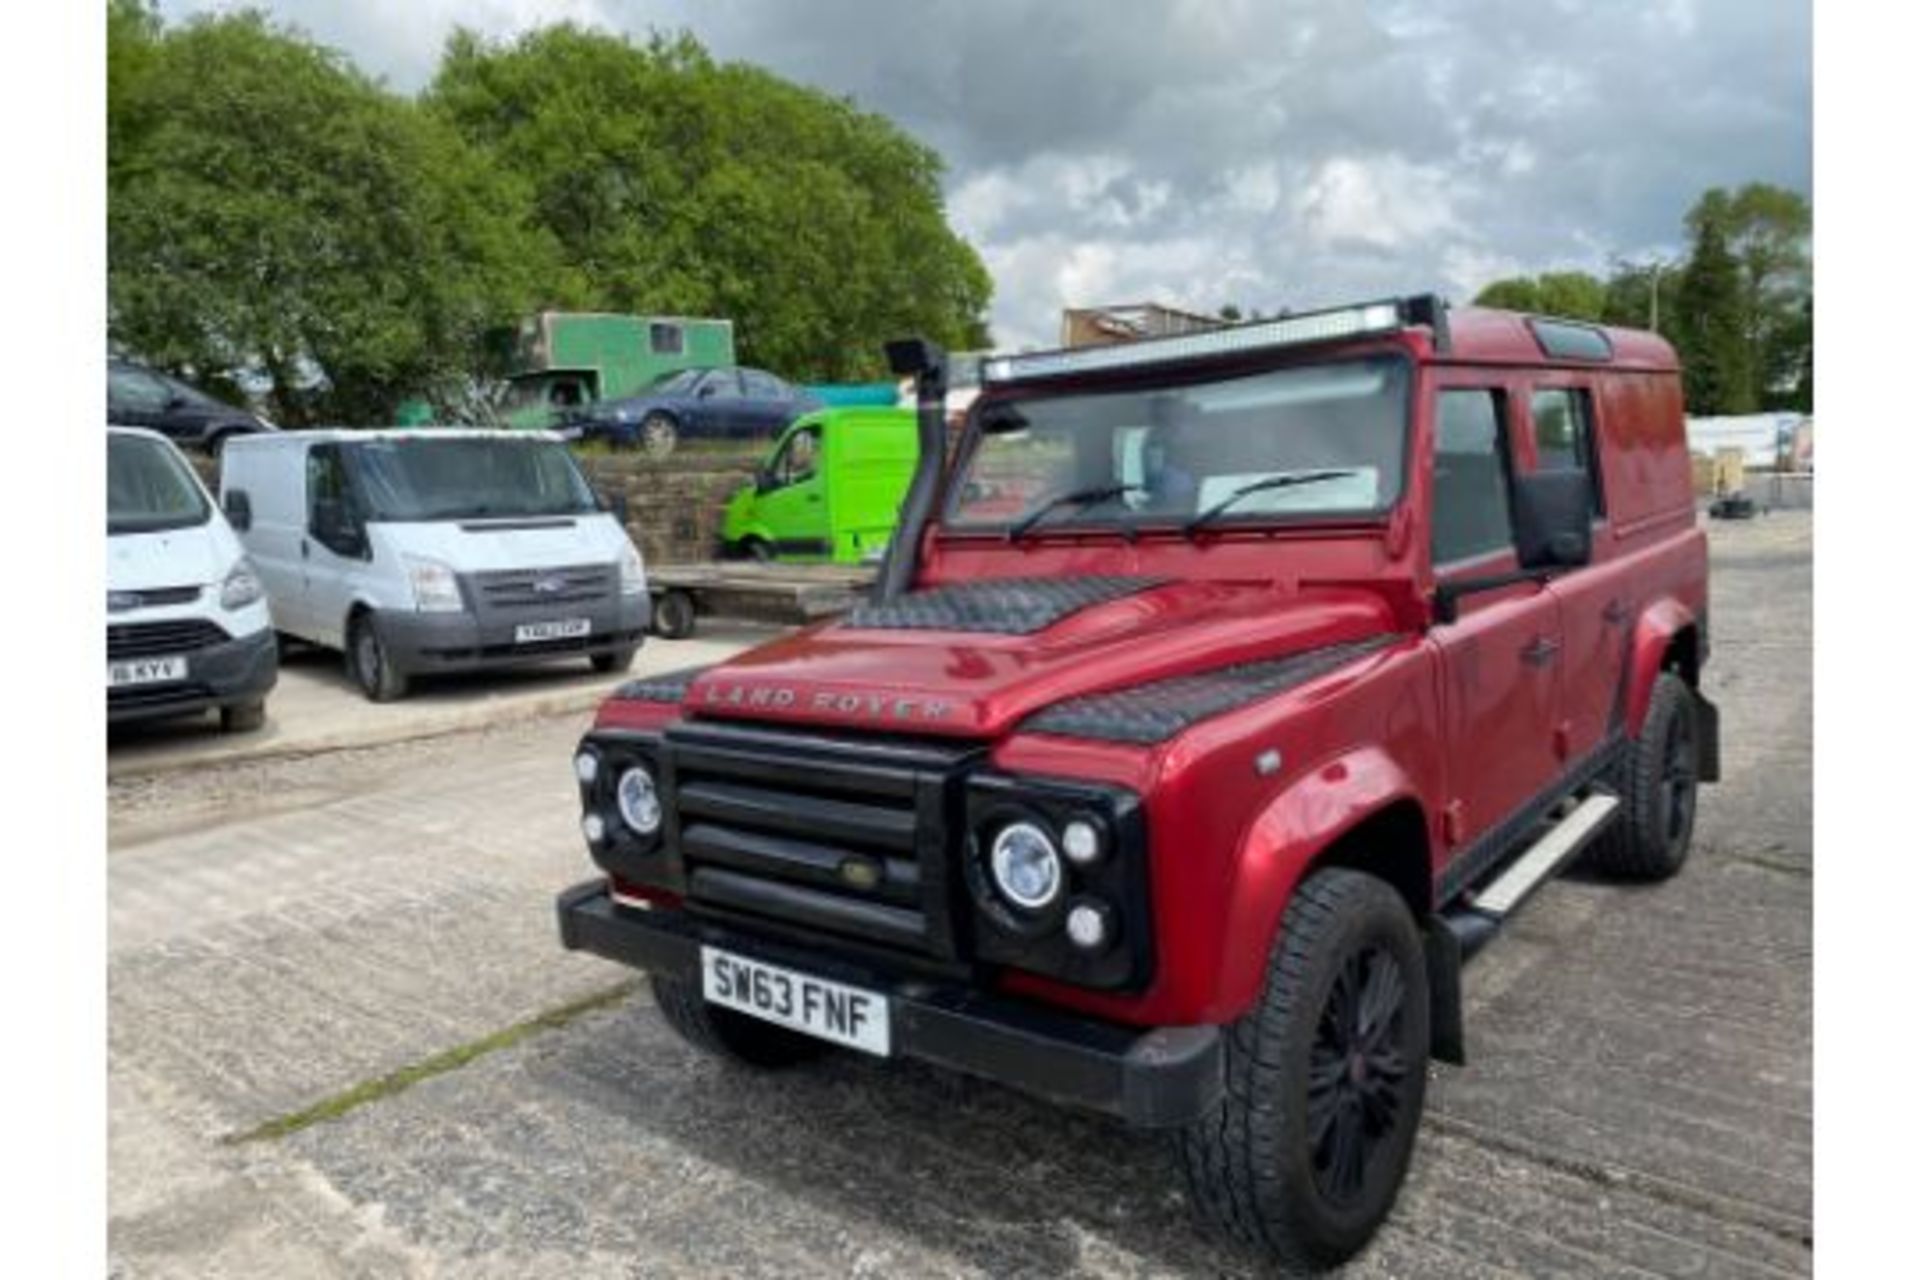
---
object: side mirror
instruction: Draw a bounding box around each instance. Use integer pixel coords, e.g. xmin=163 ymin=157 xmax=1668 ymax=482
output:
xmin=1511 ymin=471 xmax=1593 ymax=570
xmin=698 ymin=383 xmax=719 ymax=399
xmin=223 ymin=489 xmax=252 ymax=533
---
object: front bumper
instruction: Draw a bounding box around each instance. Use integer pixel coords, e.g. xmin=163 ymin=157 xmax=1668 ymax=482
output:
xmin=556 ymin=879 xmax=1222 ymax=1128
xmin=377 ymin=595 xmax=650 ymax=676
xmin=107 ymin=625 xmax=278 ymax=725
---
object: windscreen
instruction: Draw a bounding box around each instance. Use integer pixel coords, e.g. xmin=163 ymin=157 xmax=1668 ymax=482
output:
xmin=108 ymin=433 xmax=210 ymax=534
xmin=946 ymin=357 xmax=1410 ymax=531
xmin=349 ymin=436 xmax=599 ymax=521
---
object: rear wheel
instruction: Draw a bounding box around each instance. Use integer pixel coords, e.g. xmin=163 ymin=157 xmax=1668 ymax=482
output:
xmin=743 ymin=537 xmax=774 ymax=564
xmin=348 ymin=611 xmax=409 ymax=702
xmin=1179 ymin=868 xmax=1429 ymax=1269
xmin=651 ymin=973 xmax=826 ymax=1068
xmin=1586 ymin=671 xmax=1699 ymax=879
xmin=653 ymin=590 xmax=697 ymax=640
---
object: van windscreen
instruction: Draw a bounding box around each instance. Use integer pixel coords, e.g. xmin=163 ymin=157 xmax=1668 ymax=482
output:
xmin=349 ymin=437 xmax=599 ymax=521
xmin=108 ymin=433 xmax=210 ymax=534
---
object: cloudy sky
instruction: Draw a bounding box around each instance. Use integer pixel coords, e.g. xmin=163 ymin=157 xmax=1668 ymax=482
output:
xmin=157 ymin=0 xmax=1810 ymax=351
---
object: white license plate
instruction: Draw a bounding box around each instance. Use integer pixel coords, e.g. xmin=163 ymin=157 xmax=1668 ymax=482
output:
xmin=515 ymin=618 xmax=591 ymax=644
xmin=108 ymin=655 xmax=188 ymax=687
xmin=700 ymin=946 xmax=891 ymax=1056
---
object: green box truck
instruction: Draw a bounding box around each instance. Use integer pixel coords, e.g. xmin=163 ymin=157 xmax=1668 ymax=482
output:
xmin=501 ymin=312 xmax=736 ymax=429
xmin=721 ymin=406 xmax=918 ymax=563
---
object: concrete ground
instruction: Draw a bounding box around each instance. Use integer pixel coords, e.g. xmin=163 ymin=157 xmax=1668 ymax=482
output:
xmin=107 ymin=512 xmax=1812 ymax=1278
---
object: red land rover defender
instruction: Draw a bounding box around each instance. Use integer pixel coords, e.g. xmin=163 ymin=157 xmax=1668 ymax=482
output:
xmin=557 ymin=298 xmax=1717 ymax=1267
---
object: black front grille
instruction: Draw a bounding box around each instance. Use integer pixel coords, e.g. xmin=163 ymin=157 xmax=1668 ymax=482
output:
xmin=107 ymin=619 xmax=229 ymax=660
xmin=472 ymin=564 xmax=613 ymax=610
xmin=662 ymin=722 xmax=980 ymax=961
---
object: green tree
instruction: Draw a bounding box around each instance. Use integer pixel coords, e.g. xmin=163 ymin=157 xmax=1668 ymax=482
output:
xmin=108 ymin=10 xmax=554 ymax=423
xmin=1473 ymin=272 xmax=1604 ymax=320
xmin=1724 ymin=183 xmax=1812 ymax=409
xmin=1474 ymin=277 xmax=1541 ymax=312
xmin=1672 ymin=191 xmax=1753 ymax=413
xmin=426 ymin=24 xmax=992 ymax=380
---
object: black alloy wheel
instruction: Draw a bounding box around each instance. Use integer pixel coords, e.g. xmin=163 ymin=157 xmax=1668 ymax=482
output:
xmin=1307 ymin=945 xmax=1412 ymax=1207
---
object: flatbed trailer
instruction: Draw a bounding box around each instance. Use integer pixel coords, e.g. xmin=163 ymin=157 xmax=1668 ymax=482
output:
xmin=646 ymin=562 xmax=876 ymax=639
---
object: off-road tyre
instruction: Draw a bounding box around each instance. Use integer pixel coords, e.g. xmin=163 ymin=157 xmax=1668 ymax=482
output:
xmin=348 ymin=611 xmax=410 ymax=702
xmin=639 ymin=413 xmax=679 ymax=459
xmin=591 ymin=646 xmax=638 ymax=675
xmin=1179 ymin=868 xmax=1429 ymax=1270
xmin=219 ymin=701 xmax=266 ymax=733
xmin=1586 ymin=671 xmax=1698 ymax=880
xmin=652 ymin=590 xmax=697 ymax=640
xmin=650 ymin=972 xmax=827 ymax=1069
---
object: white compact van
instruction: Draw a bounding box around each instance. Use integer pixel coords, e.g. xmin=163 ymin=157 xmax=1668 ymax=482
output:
xmin=219 ymin=429 xmax=649 ymax=700
xmin=108 ymin=426 xmax=277 ymax=731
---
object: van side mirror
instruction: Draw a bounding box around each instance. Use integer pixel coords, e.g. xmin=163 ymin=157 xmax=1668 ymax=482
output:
xmin=1511 ymin=471 xmax=1593 ymax=571
xmin=223 ymin=489 xmax=252 ymax=533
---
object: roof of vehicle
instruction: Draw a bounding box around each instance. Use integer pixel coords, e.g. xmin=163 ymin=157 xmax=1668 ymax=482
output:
xmin=107 ymin=423 xmax=175 ymax=443
xmin=224 ymin=427 xmax=565 ymax=446
xmin=1437 ymin=306 xmax=1679 ymax=372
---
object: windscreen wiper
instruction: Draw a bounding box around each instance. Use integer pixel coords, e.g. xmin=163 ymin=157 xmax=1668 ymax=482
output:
xmin=1007 ymin=483 xmax=1143 ymax=541
xmin=1181 ymin=470 xmax=1360 ymax=536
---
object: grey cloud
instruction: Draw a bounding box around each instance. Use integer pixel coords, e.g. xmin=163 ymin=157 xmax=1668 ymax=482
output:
xmin=159 ymin=0 xmax=1810 ymax=350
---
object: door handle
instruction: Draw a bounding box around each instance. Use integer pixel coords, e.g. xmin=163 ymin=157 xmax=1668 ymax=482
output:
xmin=300 ymin=538 xmax=310 ymax=560
xmin=1602 ymin=599 xmax=1628 ymax=625
xmin=1520 ymin=636 xmax=1561 ymax=667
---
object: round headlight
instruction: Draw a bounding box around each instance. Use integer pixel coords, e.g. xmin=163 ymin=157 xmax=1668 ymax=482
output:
xmin=573 ymin=752 xmax=599 ymax=785
xmin=1061 ymin=818 xmax=1103 ymax=866
xmin=616 ymin=765 xmax=662 ymax=836
xmin=989 ymin=821 xmax=1062 ymax=910
xmin=1066 ymin=898 xmax=1115 ymax=951
xmin=581 ymin=812 xmax=606 ymax=844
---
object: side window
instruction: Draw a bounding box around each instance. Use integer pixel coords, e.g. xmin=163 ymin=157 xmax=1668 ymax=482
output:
xmin=1431 ymin=390 xmax=1515 ymax=567
xmin=702 ymin=370 xmax=743 ymax=398
xmin=109 ymin=367 xmax=170 ymax=413
xmin=743 ymin=371 xmax=784 ymax=400
xmin=306 ymin=445 xmax=355 ymax=543
xmin=772 ymin=426 xmax=822 ymax=486
xmin=650 ymin=323 xmax=684 ymax=356
xmin=1529 ymin=387 xmax=1605 ymax=515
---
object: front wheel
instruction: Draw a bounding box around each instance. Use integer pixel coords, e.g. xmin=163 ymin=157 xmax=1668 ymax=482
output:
xmin=652 ymin=590 xmax=696 ymax=640
xmin=348 ymin=612 xmax=410 ymax=702
xmin=650 ymin=973 xmax=826 ymax=1069
xmin=219 ymin=701 xmax=266 ymax=733
xmin=1179 ymin=868 xmax=1429 ymax=1270
xmin=591 ymin=646 xmax=638 ymax=675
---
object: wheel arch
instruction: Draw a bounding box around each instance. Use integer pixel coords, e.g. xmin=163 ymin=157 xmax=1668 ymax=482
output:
xmin=1626 ymin=598 xmax=1701 ymax=735
xmin=1211 ymin=745 xmax=1432 ymax=1023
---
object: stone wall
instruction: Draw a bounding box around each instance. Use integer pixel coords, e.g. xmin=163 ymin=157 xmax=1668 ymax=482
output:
xmin=188 ymin=442 xmax=763 ymax=566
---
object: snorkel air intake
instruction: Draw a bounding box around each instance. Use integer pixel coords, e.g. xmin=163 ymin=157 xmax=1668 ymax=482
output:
xmin=874 ymin=336 xmax=948 ymax=602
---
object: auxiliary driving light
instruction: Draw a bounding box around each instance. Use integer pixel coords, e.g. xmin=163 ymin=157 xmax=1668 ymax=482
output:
xmin=989 ymin=821 xmax=1063 ymax=910
xmin=573 ymin=751 xmax=599 ymax=785
xmin=581 ymin=812 xmax=606 ymax=844
xmin=1065 ymin=899 xmax=1115 ymax=951
xmin=1061 ymin=818 xmax=1103 ymax=866
xmin=616 ymin=765 xmax=662 ymax=836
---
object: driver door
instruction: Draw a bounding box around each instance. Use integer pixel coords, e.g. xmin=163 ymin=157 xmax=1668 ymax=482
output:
xmin=752 ymin=425 xmax=830 ymax=558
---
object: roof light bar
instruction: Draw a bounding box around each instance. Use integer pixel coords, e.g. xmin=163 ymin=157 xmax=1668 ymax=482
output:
xmin=983 ymin=299 xmax=1418 ymax=384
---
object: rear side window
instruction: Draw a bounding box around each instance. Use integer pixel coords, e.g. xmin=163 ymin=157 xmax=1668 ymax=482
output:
xmin=743 ymin=371 xmax=785 ymax=400
xmin=1530 ymin=387 xmax=1605 ymax=515
xmin=1431 ymin=390 xmax=1514 ymax=566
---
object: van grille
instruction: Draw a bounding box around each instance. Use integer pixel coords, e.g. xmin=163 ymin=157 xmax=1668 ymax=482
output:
xmin=107 ymin=619 xmax=229 ymax=660
xmin=471 ymin=564 xmax=613 ymax=610
xmin=661 ymin=722 xmax=979 ymax=961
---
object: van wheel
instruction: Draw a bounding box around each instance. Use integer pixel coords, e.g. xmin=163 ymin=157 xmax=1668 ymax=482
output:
xmin=640 ymin=413 xmax=678 ymax=459
xmin=743 ymin=537 xmax=774 ymax=564
xmin=220 ymin=701 xmax=266 ymax=733
xmin=591 ymin=646 xmax=638 ymax=674
xmin=348 ymin=612 xmax=409 ymax=702
xmin=1179 ymin=869 xmax=1429 ymax=1270
xmin=653 ymin=590 xmax=697 ymax=640
xmin=650 ymin=972 xmax=826 ymax=1068
xmin=1586 ymin=672 xmax=1699 ymax=880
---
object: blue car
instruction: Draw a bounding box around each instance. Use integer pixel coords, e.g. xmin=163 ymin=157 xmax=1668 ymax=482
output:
xmin=567 ymin=367 xmax=822 ymax=458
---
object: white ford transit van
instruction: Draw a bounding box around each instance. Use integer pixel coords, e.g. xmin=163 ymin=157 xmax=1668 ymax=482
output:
xmin=108 ymin=426 xmax=277 ymax=730
xmin=219 ymin=429 xmax=649 ymax=701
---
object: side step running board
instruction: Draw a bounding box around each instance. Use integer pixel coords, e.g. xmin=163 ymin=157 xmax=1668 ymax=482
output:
xmin=1445 ymin=793 xmax=1620 ymax=961
xmin=1427 ymin=793 xmax=1619 ymax=1065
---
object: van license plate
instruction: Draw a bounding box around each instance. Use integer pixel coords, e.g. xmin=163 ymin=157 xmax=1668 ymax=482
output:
xmin=700 ymin=946 xmax=891 ymax=1056
xmin=108 ymin=655 xmax=188 ymax=687
xmin=515 ymin=618 xmax=591 ymax=643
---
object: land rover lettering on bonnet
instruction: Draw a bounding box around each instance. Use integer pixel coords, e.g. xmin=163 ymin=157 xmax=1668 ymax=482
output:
xmin=556 ymin=297 xmax=1717 ymax=1269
